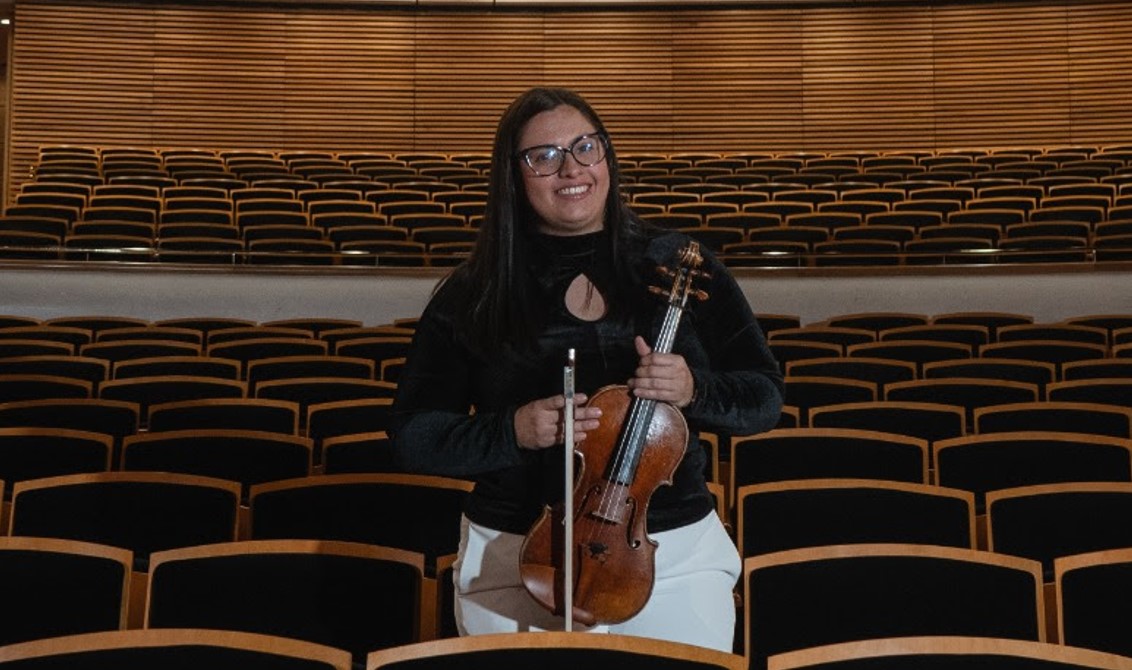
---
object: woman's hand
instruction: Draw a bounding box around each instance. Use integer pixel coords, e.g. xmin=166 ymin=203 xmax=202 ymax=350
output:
xmin=627 ymin=335 xmax=695 ymax=408
xmin=514 ymin=393 xmax=603 ymax=450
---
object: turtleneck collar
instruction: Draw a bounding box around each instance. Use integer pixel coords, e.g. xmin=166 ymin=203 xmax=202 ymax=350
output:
xmin=530 ymin=228 xmax=608 ymax=262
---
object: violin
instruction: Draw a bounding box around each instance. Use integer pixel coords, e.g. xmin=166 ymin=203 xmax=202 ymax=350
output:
xmin=519 ymin=241 xmax=708 ymax=626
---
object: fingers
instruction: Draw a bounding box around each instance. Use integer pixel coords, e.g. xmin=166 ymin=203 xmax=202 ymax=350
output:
xmin=515 ymin=393 xmax=602 ymax=450
xmin=629 ymin=336 xmax=695 ymax=407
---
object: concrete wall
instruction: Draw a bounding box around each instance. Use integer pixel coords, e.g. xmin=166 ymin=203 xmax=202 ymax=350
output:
xmin=3 ymin=263 xmax=1129 ymax=326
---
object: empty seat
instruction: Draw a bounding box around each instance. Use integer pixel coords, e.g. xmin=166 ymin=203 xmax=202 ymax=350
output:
xmin=736 ymin=479 xmax=975 ymax=557
xmin=744 ymin=544 xmax=1044 ymax=670
xmin=0 ymin=628 xmax=352 ymax=670
xmin=146 ymin=539 xmax=428 ymax=666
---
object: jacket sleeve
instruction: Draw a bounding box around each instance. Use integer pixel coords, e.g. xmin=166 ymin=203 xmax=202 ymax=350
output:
xmin=679 ymin=250 xmax=785 ymax=436
xmin=388 ymin=294 xmax=523 ymax=478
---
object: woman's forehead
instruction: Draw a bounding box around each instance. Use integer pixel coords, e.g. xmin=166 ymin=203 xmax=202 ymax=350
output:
xmin=519 ymin=105 xmax=596 ymax=147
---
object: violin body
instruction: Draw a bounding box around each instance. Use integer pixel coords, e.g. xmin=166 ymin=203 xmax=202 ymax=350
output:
xmin=519 ymin=240 xmax=705 ymax=627
xmin=518 ymin=383 xmax=688 ymax=626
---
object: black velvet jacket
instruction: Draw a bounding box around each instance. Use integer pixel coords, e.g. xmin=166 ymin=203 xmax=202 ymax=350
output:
xmin=390 ymin=229 xmax=784 ymax=535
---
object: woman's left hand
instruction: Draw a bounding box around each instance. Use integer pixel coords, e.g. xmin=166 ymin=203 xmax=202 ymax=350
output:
xmin=627 ymin=335 xmax=695 ymax=408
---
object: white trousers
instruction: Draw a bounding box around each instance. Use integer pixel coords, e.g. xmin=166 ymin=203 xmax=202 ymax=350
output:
xmin=452 ymin=511 xmax=741 ymax=652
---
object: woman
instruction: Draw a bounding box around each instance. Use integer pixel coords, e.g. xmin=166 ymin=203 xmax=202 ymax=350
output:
xmin=390 ymin=87 xmax=783 ymax=652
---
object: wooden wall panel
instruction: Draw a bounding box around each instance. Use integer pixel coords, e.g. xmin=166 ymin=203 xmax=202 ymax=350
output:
xmin=673 ymin=11 xmax=804 ymax=152
xmin=11 ymin=1 xmax=1132 ymax=198
xmin=934 ymin=2 xmax=1073 ymax=148
xmin=1065 ymin=3 xmax=1132 ymax=145
xmin=801 ymin=7 xmax=936 ymax=151
xmin=414 ymin=14 xmax=545 ymax=150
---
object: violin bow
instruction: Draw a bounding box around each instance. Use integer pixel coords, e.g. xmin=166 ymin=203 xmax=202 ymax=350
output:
xmin=563 ymin=347 xmax=576 ymax=631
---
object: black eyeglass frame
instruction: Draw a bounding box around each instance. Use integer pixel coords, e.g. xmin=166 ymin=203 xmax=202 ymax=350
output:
xmin=515 ymin=132 xmax=610 ymax=177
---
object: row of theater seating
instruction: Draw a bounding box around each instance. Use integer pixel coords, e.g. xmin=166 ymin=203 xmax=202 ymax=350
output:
xmin=3 ymin=309 xmax=1132 ymax=667
xmin=8 ymin=474 xmax=1132 ymax=668
xmin=10 ymin=144 xmax=1132 ymax=266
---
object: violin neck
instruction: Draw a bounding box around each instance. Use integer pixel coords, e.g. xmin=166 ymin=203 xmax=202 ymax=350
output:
xmin=608 ymin=300 xmax=685 ymax=486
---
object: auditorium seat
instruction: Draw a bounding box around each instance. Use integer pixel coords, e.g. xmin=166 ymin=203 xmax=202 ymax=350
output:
xmin=321 ymin=431 xmax=399 ymax=475
xmin=248 ymin=472 xmax=472 ymax=576
xmin=736 ymin=479 xmax=975 ymax=557
xmin=987 ymin=482 xmax=1132 ymax=582
xmin=366 ymin=632 xmax=746 ymax=670
xmin=121 ymin=429 xmax=312 ymax=499
xmin=744 ymin=544 xmax=1044 ymax=670
xmin=0 ymin=374 xmax=91 ymax=402
xmin=10 ymin=471 xmax=240 ymax=572
xmin=1056 ymin=548 xmax=1132 ymax=658
xmin=848 ymin=341 xmax=973 ymax=374
xmin=730 ymin=429 xmax=929 ymax=500
xmin=1060 ymin=359 xmax=1132 ymax=381
xmin=99 ymin=376 xmax=247 ymax=426
xmin=0 ymin=536 xmax=131 ymax=646
xmin=1048 ymin=379 xmax=1132 ymax=408
xmin=246 ymin=355 xmax=374 ymax=392
xmin=0 ymin=427 xmax=112 ymax=496
xmin=935 ymin=431 xmax=1132 ymax=513
xmin=785 ymin=357 xmax=915 ymax=389
xmin=112 ymin=356 xmax=241 ymax=381
xmin=0 ymin=326 xmax=87 ymax=350
xmin=982 ymin=341 xmax=1108 ymax=377
xmin=0 ymin=355 xmax=109 ymax=390
xmin=931 ymin=311 xmax=1034 ymax=338
xmin=975 ymin=402 xmax=1132 ymax=438
xmin=0 ymin=628 xmax=352 ymax=670
xmin=80 ymin=339 xmax=202 ymax=363
xmin=306 ymin=398 xmax=395 ymax=465
xmin=766 ymin=636 xmax=1132 ymax=670
xmin=808 ymin=401 xmax=966 ymax=448
xmin=922 ymin=359 xmax=1055 ymax=398
xmin=147 ymin=398 xmax=300 ymax=435
xmin=146 ymin=539 xmax=428 ymax=665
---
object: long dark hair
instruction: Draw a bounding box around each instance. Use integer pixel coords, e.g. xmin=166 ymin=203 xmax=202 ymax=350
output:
xmin=453 ymin=87 xmax=642 ymax=354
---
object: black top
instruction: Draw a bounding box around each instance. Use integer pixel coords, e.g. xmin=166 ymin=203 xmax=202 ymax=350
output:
xmin=390 ymin=229 xmax=784 ymax=535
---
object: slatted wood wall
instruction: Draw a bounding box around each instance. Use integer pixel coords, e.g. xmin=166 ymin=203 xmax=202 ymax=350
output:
xmin=9 ymin=0 xmax=1132 ymax=196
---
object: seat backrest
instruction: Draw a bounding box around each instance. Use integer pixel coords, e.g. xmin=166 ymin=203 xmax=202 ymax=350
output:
xmin=148 ymin=397 xmax=300 ymax=434
xmin=988 ymin=482 xmax=1132 ymax=582
xmin=10 ymin=471 xmax=240 ymax=571
xmin=147 ymin=539 xmax=426 ymax=665
xmin=366 ymin=631 xmax=746 ymax=670
xmin=731 ymin=428 xmax=929 ymax=493
xmin=736 ymin=478 xmax=975 ymax=557
xmin=1056 ymin=548 xmax=1132 ymax=658
xmin=885 ymin=378 xmax=1039 ymax=426
xmin=975 ymin=402 xmax=1132 ymax=439
xmin=306 ymin=398 xmax=395 ymax=451
xmin=0 ymin=628 xmax=352 ymax=670
xmin=745 ymin=544 xmax=1044 ymax=670
xmin=935 ymin=431 xmax=1132 ymax=512
xmin=321 ymin=431 xmax=398 ymax=475
xmin=121 ymin=429 xmax=312 ymax=498
xmin=0 ymin=427 xmax=112 ymax=494
xmin=766 ymin=635 xmax=1132 ymax=670
xmin=0 ymin=536 xmax=131 ymax=646
xmin=249 ymin=473 xmax=472 ymax=574
xmin=808 ymin=401 xmax=966 ymax=445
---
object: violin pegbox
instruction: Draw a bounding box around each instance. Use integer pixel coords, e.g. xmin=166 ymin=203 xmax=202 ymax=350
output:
xmin=650 ymin=241 xmax=710 ymax=305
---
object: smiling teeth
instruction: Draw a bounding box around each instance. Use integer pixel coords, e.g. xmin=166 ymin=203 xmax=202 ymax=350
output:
xmin=558 ymin=185 xmax=588 ymax=195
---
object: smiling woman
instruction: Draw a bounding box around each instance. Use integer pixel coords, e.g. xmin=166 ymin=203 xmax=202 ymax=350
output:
xmin=388 ymin=86 xmax=785 ymax=652
xmin=516 ymin=117 xmax=611 ymax=236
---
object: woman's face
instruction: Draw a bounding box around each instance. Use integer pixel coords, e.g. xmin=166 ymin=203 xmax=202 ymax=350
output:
xmin=516 ymin=105 xmax=610 ymax=236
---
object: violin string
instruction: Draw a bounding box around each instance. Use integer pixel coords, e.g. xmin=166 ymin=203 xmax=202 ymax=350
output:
xmin=583 ymin=267 xmax=689 ymax=551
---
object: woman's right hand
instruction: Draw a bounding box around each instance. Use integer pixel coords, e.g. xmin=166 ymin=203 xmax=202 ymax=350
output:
xmin=514 ymin=393 xmax=603 ymax=449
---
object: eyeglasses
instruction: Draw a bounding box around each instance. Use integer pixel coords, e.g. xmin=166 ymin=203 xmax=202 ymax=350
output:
xmin=516 ymin=133 xmax=608 ymax=177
